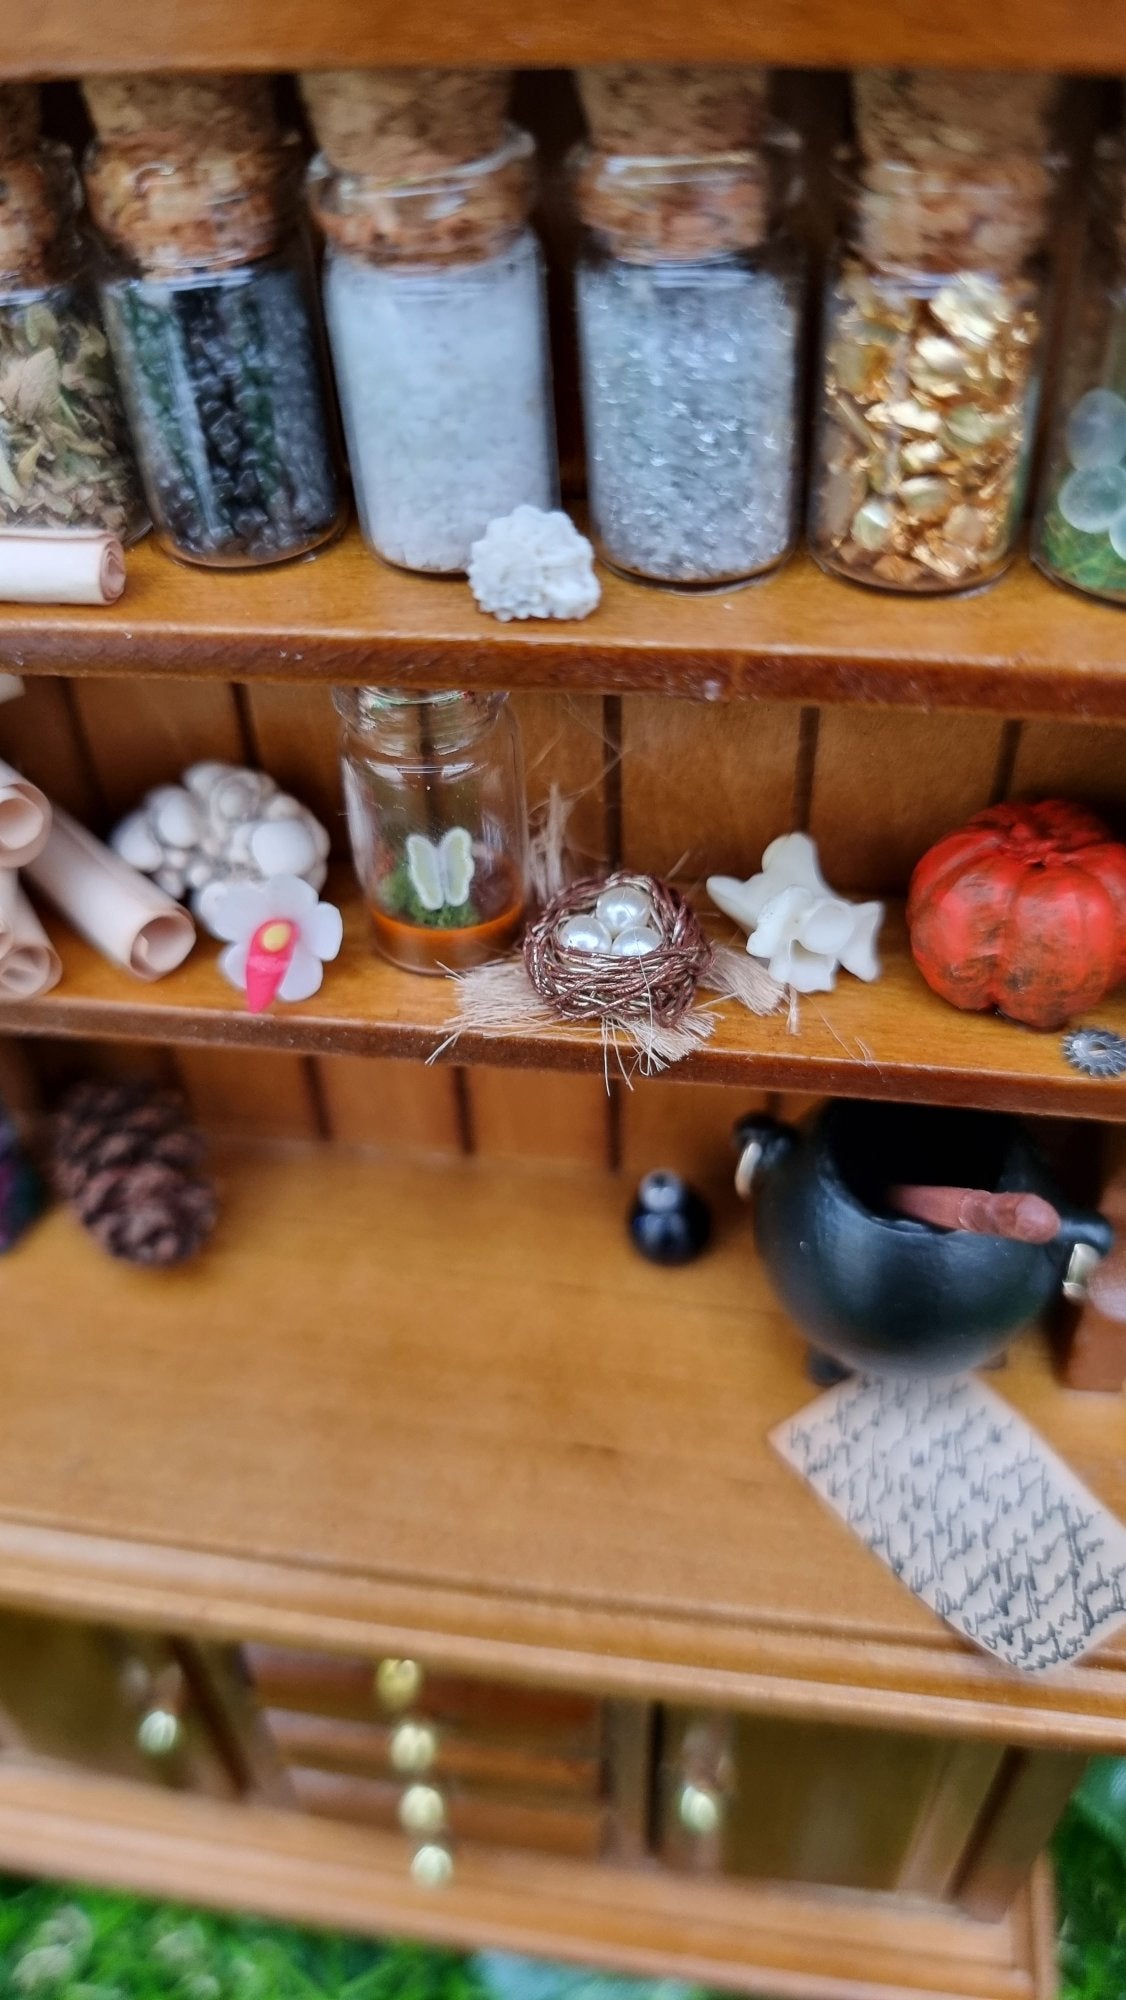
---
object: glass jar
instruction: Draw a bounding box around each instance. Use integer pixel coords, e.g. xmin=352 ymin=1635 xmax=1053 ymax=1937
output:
xmin=1034 ymin=137 xmax=1126 ymax=602
xmin=0 ymin=143 xmax=146 ymax=542
xmin=310 ymin=128 xmax=558 ymax=575
xmin=86 ymin=136 xmax=344 ymax=568
xmin=334 ymin=688 xmax=528 ymax=976
xmin=809 ymin=151 xmax=1054 ymax=594
xmin=574 ymin=142 xmax=803 ymax=587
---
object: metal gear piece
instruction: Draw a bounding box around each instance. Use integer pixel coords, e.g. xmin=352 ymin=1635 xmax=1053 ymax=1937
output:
xmin=1061 ymin=1026 xmax=1126 ymax=1078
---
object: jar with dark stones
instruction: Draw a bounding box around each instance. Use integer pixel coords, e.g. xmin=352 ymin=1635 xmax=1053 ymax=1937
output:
xmin=85 ymin=132 xmax=344 ymax=568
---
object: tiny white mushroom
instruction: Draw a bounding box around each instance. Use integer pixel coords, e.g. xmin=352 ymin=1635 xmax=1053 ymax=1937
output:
xmin=150 ymin=786 xmax=202 ymax=850
xmin=111 ymin=811 xmax=166 ymax=874
xmin=250 ymin=817 xmax=320 ymax=878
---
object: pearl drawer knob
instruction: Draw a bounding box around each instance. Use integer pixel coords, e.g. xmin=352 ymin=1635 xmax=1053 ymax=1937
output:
xmin=375 ymin=1658 xmax=423 ymax=1712
xmin=677 ymin=1781 xmax=724 ymax=1837
xmin=399 ymin=1783 xmax=447 ymax=1835
xmin=137 ymin=1707 xmax=184 ymax=1758
xmin=390 ymin=1719 xmax=438 ymax=1774
xmin=411 ymin=1842 xmax=454 ymax=1888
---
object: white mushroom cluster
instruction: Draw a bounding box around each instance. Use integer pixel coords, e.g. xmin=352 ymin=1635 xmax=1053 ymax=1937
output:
xmin=111 ymin=763 xmax=331 ymax=920
xmin=467 ymin=505 xmax=601 ymax=622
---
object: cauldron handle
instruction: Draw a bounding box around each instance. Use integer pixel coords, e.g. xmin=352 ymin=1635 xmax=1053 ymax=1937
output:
xmin=732 ymin=1114 xmax=796 ymax=1202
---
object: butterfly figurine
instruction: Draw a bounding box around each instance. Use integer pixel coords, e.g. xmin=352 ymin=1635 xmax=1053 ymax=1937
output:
xmin=406 ymin=826 xmax=476 ymax=912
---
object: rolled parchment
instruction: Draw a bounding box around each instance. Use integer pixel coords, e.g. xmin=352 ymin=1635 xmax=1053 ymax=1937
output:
xmin=0 ymin=531 xmax=126 ymax=605
xmin=0 ymin=872 xmax=61 ymax=999
xmin=0 ymin=757 xmax=51 ymax=867
xmin=26 ymin=804 xmax=195 ymax=980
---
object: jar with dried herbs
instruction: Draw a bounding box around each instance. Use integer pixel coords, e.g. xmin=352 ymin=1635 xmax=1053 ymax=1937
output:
xmin=0 ymin=143 xmax=145 ymax=541
xmin=1034 ymin=136 xmax=1126 ymax=603
xmin=334 ymin=687 xmax=528 ymax=976
xmin=809 ymin=152 xmax=1054 ymax=594
xmin=310 ymin=128 xmax=557 ymax=575
xmin=86 ymin=135 xmax=344 ymax=568
xmin=574 ymin=141 xmax=803 ymax=587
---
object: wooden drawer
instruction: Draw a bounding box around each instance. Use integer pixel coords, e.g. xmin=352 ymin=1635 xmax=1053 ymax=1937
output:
xmin=0 ymin=1611 xmax=235 ymax=1798
xmin=288 ymin=1767 xmax=607 ymax=1858
xmin=658 ymin=1710 xmax=1005 ymax=1898
xmin=263 ymin=1707 xmax=601 ymax=1795
xmin=240 ymin=1645 xmax=617 ymax=1869
xmin=243 ymin=1645 xmax=600 ymax=1749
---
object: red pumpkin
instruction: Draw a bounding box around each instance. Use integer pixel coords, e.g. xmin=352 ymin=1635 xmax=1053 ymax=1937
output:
xmin=907 ymin=800 xmax=1126 ymax=1030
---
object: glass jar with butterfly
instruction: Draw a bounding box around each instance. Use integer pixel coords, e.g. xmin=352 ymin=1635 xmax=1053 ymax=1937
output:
xmin=334 ymin=688 xmax=528 ymax=975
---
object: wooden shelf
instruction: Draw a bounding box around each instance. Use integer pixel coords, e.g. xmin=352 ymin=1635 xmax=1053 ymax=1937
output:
xmin=3 ymin=0 xmax=1124 ymax=83
xmin=8 ymin=886 xmax=1126 ymax=1121
xmin=0 ymin=1764 xmax=1057 ymax=2000
xmin=5 ymin=530 xmax=1126 ymax=720
xmin=2 ymin=1141 xmax=1126 ymax=1750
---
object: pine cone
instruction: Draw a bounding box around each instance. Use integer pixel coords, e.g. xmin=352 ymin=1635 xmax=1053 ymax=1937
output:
xmin=52 ymin=1080 xmax=217 ymax=1267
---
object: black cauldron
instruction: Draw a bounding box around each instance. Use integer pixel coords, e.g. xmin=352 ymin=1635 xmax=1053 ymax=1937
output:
xmin=733 ymin=1100 xmax=1113 ymax=1375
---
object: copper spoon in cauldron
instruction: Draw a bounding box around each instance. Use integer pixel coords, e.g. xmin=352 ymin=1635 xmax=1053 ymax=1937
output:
xmin=886 ymin=1185 xmax=1063 ymax=1244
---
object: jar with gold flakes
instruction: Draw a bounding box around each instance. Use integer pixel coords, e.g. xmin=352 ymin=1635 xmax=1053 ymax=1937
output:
xmin=809 ymin=149 xmax=1055 ymax=594
xmin=1034 ymin=135 xmax=1126 ymax=603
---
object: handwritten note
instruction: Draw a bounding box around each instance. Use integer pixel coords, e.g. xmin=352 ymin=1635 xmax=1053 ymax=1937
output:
xmin=772 ymin=1374 xmax=1126 ymax=1674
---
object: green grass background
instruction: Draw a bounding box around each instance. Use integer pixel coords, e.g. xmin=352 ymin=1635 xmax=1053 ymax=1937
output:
xmin=0 ymin=1766 xmax=1123 ymax=1999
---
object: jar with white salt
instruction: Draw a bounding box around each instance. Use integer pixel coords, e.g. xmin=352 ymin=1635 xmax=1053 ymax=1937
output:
xmin=574 ymin=140 xmax=804 ymax=587
xmin=308 ymin=126 xmax=558 ymax=574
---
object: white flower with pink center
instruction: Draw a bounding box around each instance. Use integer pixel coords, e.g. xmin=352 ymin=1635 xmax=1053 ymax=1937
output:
xmin=201 ymin=874 xmax=343 ymax=1012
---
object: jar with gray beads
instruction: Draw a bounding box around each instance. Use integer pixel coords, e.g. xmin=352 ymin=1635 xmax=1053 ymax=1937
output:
xmin=573 ymin=138 xmax=805 ymax=588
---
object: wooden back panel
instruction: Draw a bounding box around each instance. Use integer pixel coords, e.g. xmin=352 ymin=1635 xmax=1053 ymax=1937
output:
xmin=7 ymin=674 xmax=1126 ymax=1165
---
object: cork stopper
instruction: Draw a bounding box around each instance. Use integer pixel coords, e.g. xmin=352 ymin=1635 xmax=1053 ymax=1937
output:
xmin=0 ymin=144 xmax=77 ymax=287
xmin=846 ymin=150 xmax=1056 ymax=277
xmin=300 ymin=68 xmax=510 ymax=178
xmin=574 ymin=144 xmax=775 ymax=261
xmin=847 ymin=72 xmax=1058 ymax=275
xmin=308 ymin=122 xmax=531 ymax=265
xmin=0 ymin=84 xmax=40 ymax=165
xmin=82 ymin=72 xmax=278 ymax=153
xmin=852 ymin=70 xmax=1058 ymax=169
xmin=85 ymin=134 xmax=296 ymax=274
xmin=577 ymin=67 xmax=768 ymax=157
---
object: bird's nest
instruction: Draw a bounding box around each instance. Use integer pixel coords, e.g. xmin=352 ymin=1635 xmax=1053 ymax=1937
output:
xmin=523 ymin=871 xmax=712 ymax=1029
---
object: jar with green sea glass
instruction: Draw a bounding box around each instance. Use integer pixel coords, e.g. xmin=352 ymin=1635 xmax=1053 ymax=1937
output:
xmin=1034 ymin=138 xmax=1126 ymax=602
xmin=334 ymin=688 xmax=528 ymax=976
xmin=0 ymin=143 xmax=146 ymax=541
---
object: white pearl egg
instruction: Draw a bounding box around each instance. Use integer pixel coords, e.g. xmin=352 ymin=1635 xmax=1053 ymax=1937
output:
xmin=557 ymin=915 xmax=614 ymax=956
xmin=611 ymin=925 xmax=661 ymax=958
xmin=596 ymin=885 xmax=654 ymax=936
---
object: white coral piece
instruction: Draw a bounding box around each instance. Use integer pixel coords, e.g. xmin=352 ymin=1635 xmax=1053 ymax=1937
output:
xmin=708 ymin=832 xmax=884 ymax=996
xmin=110 ymin=763 xmax=331 ymax=916
xmin=468 ymin=505 xmax=601 ymax=622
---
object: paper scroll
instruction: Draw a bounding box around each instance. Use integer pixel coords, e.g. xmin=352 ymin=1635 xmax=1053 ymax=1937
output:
xmin=0 ymin=870 xmax=61 ymax=998
xmin=0 ymin=758 xmax=51 ymax=868
xmin=773 ymin=1372 xmax=1126 ymax=1674
xmin=0 ymin=531 xmax=126 ymax=605
xmin=26 ymin=804 xmax=195 ymax=980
